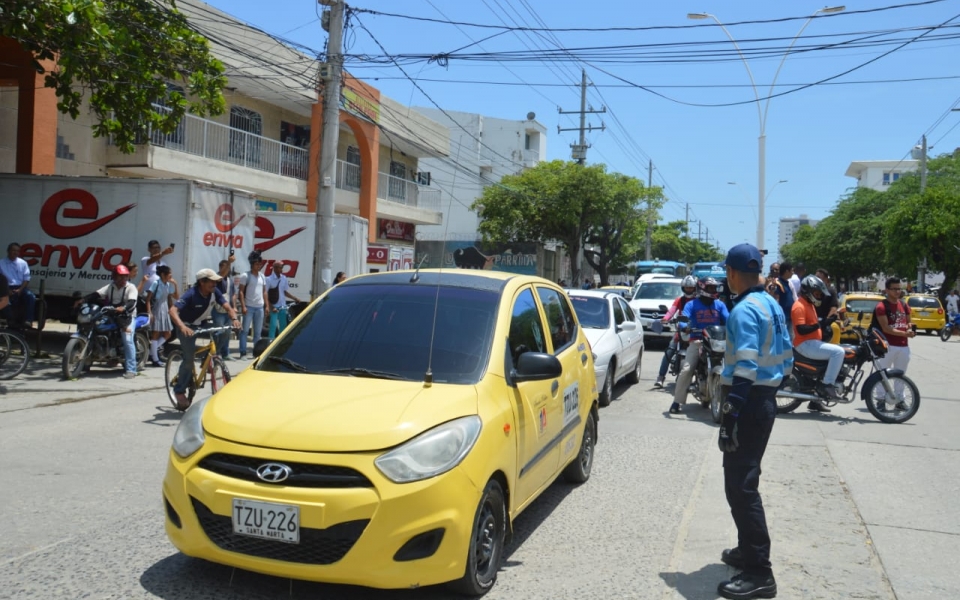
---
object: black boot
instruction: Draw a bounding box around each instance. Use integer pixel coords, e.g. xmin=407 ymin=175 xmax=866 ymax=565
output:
xmin=718 ymin=571 xmax=777 ymax=599
xmin=721 ymin=547 xmax=745 ymax=569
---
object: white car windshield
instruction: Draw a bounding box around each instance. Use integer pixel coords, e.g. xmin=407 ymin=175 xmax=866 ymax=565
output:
xmin=569 ymin=296 xmax=610 ymax=329
xmin=634 ymin=282 xmax=681 ymax=301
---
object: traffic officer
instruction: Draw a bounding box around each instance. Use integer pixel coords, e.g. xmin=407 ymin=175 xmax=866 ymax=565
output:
xmin=716 ymin=243 xmax=793 ymax=600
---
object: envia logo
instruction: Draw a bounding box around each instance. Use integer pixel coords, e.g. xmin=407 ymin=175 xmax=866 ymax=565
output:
xmin=21 ymin=188 xmax=134 ymax=272
xmin=253 ymin=215 xmax=306 ymax=278
xmin=202 ymin=203 xmax=247 ymax=248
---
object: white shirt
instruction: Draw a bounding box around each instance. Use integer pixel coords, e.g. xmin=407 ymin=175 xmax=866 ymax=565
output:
xmin=266 ymin=273 xmax=290 ymax=309
xmin=789 ymin=274 xmax=801 ymax=300
xmin=141 ymin=255 xmax=166 ymax=286
xmin=0 ymin=256 xmax=30 ymax=287
xmin=947 ymin=294 xmax=959 ymax=313
xmin=239 ymin=271 xmax=266 ymax=308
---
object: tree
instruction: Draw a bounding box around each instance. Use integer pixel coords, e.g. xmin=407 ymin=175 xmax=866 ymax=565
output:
xmin=1 ymin=0 xmax=227 ymax=152
xmin=473 ymin=160 xmax=609 ymax=286
xmin=583 ymin=174 xmax=661 ymax=286
xmin=883 ymin=152 xmax=960 ymax=302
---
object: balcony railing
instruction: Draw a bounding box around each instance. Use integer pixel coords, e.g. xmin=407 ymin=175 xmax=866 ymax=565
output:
xmin=130 ymin=104 xmax=309 ymax=180
xmin=334 ymin=159 xmax=440 ymax=211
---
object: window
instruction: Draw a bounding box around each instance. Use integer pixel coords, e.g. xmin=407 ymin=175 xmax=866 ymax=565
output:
xmin=882 ymin=171 xmax=901 ymax=186
xmin=612 ymin=299 xmax=625 ymax=325
xmin=569 ymin=296 xmax=609 ymax=329
xmin=389 ymin=160 xmax=407 ymax=201
xmin=343 ymin=145 xmax=362 ymax=190
xmin=619 ymin=298 xmax=636 ymax=322
xmin=509 ymin=288 xmax=547 ymax=367
xmin=417 ymin=171 xmax=431 ymax=186
xmin=229 ymin=106 xmax=262 ymax=164
xmin=524 ymin=133 xmax=531 ymax=150
xmin=536 ymin=287 xmax=577 ymax=353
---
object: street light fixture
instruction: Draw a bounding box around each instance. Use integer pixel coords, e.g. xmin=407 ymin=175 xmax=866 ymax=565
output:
xmin=688 ymin=7 xmax=843 ymax=250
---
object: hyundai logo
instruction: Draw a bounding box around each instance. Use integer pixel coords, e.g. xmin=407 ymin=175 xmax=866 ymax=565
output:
xmin=256 ymin=463 xmax=293 ymax=483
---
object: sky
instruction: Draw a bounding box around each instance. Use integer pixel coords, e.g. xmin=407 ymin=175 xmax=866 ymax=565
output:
xmin=207 ymin=0 xmax=960 ymax=255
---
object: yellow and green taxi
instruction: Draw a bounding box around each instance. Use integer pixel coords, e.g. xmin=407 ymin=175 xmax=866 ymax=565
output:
xmin=839 ymin=292 xmax=885 ymax=342
xmin=905 ymin=293 xmax=946 ymax=334
xmin=163 ymin=269 xmax=599 ymax=595
xmin=599 ymin=285 xmax=632 ymax=299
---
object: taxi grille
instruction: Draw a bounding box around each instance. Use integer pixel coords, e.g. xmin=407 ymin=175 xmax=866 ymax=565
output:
xmin=191 ymin=497 xmax=368 ymax=565
xmin=197 ymin=453 xmax=374 ymax=488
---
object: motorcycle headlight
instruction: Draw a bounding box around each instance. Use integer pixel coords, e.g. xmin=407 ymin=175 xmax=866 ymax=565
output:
xmin=172 ymin=397 xmax=211 ymax=458
xmin=375 ymin=416 xmax=482 ymax=483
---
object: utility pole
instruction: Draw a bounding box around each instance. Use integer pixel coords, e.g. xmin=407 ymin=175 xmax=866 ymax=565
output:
xmin=645 ymin=160 xmax=653 ymax=260
xmin=918 ymin=134 xmax=928 ymax=291
xmin=685 ymin=203 xmax=690 ymax=238
xmin=558 ymin=69 xmax=605 ymax=164
xmin=314 ymin=0 xmax=344 ymax=297
xmin=697 ymin=221 xmax=703 ymax=243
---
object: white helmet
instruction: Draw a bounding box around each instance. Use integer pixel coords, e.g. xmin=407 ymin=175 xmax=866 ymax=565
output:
xmin=681 ymin=275 xmax=697 ymax=298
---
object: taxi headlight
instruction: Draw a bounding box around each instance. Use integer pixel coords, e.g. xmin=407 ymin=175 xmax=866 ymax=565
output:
xmin=172 ymin=397 xmax=211 ymax=458
xmin=375 ymin=416 xmax=482 ymax=483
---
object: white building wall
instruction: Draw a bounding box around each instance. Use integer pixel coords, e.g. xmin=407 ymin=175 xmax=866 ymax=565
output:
xmin=845 ymin=160 xmax=919 ymax=191
xmin=778 ymin=214 xmax=820 ymax=259
xmin=413 ymin=108 xmax=547 ymax=242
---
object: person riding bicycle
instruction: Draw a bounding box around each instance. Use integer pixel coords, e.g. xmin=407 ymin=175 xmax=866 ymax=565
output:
xmin=655 ymin=275 xmax=698 ymax=388
xmin=169 ymin=268 xmax=240 ymax=410
xmin=791 ymin=275 xmax=844 ymax=410
xmin=670 ymin=276 xmax=730 ymax=414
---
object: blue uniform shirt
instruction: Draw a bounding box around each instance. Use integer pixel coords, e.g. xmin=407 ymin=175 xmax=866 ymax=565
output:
xmin=680 ymin=297 xmax=729 ymax=340
xmin=174 ymin=285 xmax=226 ymax=325
xmin=721 ymin=287 xmax=794 ymax=406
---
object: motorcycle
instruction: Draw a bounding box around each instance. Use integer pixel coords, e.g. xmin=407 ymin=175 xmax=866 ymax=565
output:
xmin=62 ymin=301 xmax=149 ymax=379
xmin=676 ymin=318 xmax=726 ymax=423
xmin=940 ymin=312 xmax=960 ymax=342
xmin=776 ymin=315 xmax=920 ymax=424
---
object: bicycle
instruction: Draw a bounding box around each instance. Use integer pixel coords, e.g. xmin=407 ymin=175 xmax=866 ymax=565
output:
xmin=0 ymin=323 xmax=30 ymax=380
xmin=164 ymin=325 xmax=234 ymax=411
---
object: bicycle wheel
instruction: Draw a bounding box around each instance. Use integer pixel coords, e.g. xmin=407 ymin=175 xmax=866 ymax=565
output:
xmin=0 ymin=331 xmax=30 ymax=380
xmin=164 ymin=349 xmax=197 ymax=409
xmin=209 ymin=356 xmax=232 ymax=394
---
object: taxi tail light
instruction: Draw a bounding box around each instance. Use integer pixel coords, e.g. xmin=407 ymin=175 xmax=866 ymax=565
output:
xmin=938 ymin=308 xmax=944 ymax=314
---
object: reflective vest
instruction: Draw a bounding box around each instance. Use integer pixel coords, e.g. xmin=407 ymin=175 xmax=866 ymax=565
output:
xmin=721 ymin=289 xmax=794 ymax=388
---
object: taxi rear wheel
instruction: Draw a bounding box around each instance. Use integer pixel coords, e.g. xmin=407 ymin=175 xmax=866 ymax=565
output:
xmin=450 ymin=480 xmax=506 ymax=597
xmin=563 ymin=410 xmax=596 ymax=484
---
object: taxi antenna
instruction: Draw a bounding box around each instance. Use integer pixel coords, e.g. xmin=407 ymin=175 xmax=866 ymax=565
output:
xmin=409 ymin=254 xmax=429 ymax=283
xmin=424 ymin=136 xmax=463 ymax=387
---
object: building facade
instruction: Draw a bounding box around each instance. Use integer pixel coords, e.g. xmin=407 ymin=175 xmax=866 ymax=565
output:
xmin=778 ymin=214 xmax=820 ymax=259
xmin=845 ymin=160 xmax=919 ymax=191
xmin=412 ymin=109 xmax=560 ymax=277
xmin=0 ymin=0 xmax=448 ymax=274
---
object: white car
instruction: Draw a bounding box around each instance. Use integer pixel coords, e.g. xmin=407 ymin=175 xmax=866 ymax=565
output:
xmin=568 ymin=290 xmax=645 ymax=406
xmin=628 ymin=277 xmax=683 ymax=342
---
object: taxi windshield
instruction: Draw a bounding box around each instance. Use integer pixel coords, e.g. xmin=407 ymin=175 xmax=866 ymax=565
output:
xmin=258 ymin=284 xmax=499 ymax=384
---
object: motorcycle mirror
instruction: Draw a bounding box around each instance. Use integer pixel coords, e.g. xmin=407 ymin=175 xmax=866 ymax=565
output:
xmin=658 ymin=304 xmax=669 ymax=312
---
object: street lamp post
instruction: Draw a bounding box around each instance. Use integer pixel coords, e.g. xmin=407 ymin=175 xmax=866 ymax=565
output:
xmin=689 ymin=7 xmax=844 ymax=251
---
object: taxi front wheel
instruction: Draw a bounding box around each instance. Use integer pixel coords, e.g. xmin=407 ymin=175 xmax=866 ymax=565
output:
xmin=449 ymin=480 xmax=507 ymax=597
xmin=563 ymin=410 xmax=596 ymax=484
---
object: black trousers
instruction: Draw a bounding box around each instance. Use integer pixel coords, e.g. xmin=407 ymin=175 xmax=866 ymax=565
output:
xmin=723 ymin=385 xmax=778 ymax=575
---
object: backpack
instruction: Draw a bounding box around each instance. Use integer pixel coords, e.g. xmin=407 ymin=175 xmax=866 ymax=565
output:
xmin=267 ymin=279 xmax=281 ymax=305
xmin=870 ymin=299 xmax=902 ymax=332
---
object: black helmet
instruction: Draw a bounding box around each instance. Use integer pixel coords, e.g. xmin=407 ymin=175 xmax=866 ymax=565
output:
xmin=800 ymin=275 xmax=830 ymax=307
xmin=698 ymin=276 xmax=720 ymax=301
xmin=681 ymin=275 xmax=697 ymax=298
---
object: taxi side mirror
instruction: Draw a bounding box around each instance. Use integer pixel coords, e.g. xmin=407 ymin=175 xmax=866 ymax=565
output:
xmin=511 ymin=352 xmax=563 ymax=382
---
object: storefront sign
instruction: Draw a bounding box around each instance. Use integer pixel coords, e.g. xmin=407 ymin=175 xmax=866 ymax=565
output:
xmin=342 ymin=87 xmax=380 ymax=123
xmin=378 ymin=219 xmax=415 ymax=242
xmin=367 ymin=245 xmax=388 ymax=264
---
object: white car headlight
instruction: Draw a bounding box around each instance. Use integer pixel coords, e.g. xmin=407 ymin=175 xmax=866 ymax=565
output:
xmin=375 ymin=416 xmax=482 ymax=483
xmin=172 ymin=397 xmax=211 ymax=458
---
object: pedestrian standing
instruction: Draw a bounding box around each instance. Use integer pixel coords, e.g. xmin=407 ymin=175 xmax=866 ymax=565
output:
xmin=871 ymin=277 xmax=915 ymax=411
xmin=789 ymin=262 xmax=805 ymax=300
xmin=238 ymin=251 xmax=270 ymax=359
xmin=145 ymin=265 xmax=175 ymax=367
xmin=211 ymin=257 xmax=236 ymax=359
xmin=266 ymin=261 xmax=302 ymax=338
xmin=773 ymin=262 xmax=796 ymax=341
xmin=141 ymin=240 xmax=174 ymax=287
xmin=716 ymin=243 xmax=793 ymax=600
xmin=946 ymin=289 xmax=959 ymax=316
xmin=334 ymin=271 xmax=347 ymax=285
xmin=0 ymin=242 xmax=36 ymax=328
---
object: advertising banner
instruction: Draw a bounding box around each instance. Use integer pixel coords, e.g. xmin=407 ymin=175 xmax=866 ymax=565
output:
xmin=414 ymin=241 xmax=538 ymax=275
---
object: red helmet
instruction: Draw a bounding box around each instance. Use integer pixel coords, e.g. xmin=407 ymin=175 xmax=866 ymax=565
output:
xmin=114 ymin=265 xmax=130 ymax=276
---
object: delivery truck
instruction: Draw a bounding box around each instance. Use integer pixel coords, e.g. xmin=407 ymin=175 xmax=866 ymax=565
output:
xmin=0 ymin=175 xmax=257 ymax=322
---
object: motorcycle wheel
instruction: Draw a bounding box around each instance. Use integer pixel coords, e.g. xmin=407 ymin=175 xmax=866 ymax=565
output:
xmin=134 ymin=332 xmax=149 ymax=371
xmin=62 ymin=338 xmax=88 ymax=380
xmin=864 ymin=373 xmax=920 ymax=424
xmin=709 ymin=374 xmax=723 ymax=424
xmin=940 ymin=325 xmax=952 ymax=342
xmin=775 ymin=375 xmax=804 ymax=414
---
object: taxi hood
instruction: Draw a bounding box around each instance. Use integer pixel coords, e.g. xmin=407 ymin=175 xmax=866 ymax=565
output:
xmin=202 ymin=370 xmax=479 ymax=452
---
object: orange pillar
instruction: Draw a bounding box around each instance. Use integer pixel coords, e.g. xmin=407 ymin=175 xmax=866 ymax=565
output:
xmin=0 ymin=38 xmax=57 ymax=175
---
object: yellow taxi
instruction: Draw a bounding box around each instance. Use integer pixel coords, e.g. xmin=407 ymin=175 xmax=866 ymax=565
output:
xmin=839 ymin=292 xmax=885 ymax=342
xmin=599 ymin=285 xmax=632 ymax=299
xmin=905 ymin=294 xmax=946 ymax=334
xmin=163 ymin=269 xmax=598 ymax=595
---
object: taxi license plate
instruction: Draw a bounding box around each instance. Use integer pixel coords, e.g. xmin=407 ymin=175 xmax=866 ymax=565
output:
xmin=232 ymin=499 xmax=300 ymax=544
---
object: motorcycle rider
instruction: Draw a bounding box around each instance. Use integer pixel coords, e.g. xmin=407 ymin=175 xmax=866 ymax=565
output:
xmin=670 ymin=276 xmax=729 ymax=414
xmin=791 ymin=275 xmax=845 ymax=411
xmin=655 ymin=275 xmax=698 ymax=388
xmin=85 ymin=264 xmax=139 ymax=379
